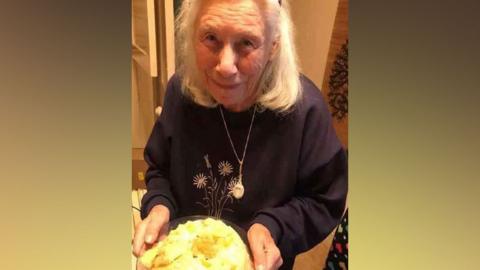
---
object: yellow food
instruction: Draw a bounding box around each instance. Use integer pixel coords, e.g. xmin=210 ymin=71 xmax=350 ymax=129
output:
xmin=139 ymin=218 xmax=253 ymax=270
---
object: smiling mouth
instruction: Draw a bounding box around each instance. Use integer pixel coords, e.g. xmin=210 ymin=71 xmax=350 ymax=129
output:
xmin=212 ymin=80 xmax=241 ymax=90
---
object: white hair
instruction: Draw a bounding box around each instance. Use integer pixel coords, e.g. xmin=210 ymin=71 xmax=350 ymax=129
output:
xmin=175 ymin=0 xmax=302 ymax=112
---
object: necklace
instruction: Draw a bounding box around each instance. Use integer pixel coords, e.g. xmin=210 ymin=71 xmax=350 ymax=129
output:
xmin=219 ymin=105 xmax=257 ymax=199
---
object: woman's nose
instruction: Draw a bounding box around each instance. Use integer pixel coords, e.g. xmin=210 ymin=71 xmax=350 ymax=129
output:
xmin=215 ymin=45 xmax=238 ymax=78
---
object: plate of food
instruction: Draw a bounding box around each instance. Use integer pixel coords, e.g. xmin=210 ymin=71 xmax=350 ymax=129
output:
xmin=139 ymin=215 xmax=253 ymax=270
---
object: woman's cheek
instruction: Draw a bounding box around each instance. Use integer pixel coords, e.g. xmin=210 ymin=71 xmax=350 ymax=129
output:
xmin=240 ymin=55 xmax=265 ymax=76
xmin=196 ymin=46 xmax=216 ymax=71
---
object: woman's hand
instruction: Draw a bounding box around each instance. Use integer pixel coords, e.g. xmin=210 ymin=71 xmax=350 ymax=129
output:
xmin=132 ymin=204 xmax=170 ymax=257
xmin=247 ymin=223 xmax=283 ymax=270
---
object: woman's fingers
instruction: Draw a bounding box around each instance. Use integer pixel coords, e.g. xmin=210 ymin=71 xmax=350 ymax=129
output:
xmin=132 ymin=221 xmax=148 ymax=257
xmin=145 ymin=216 xmax=164 ymax=244
xmin=132 ymin=205 xmax=170 ymax=257
xmin=250 ymin=241 xmax=266 ymax=270
xmin=248 ymin=223 xmax=283 ymax=270
xmin=145 ymin=205 xmax=169 ymax=244
xmin=264 ymin=241 xmax=283 ymax=270
xmin=248 ymin=225 xmax=266 ymax=270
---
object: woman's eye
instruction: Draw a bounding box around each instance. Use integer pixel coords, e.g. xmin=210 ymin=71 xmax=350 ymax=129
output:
xmin=206 ymin=35 xmax=215 ymax=41
xmin=202 ymin=34 xmax=221 ymax=49
xmin=241 ymin=39 xmax=254 ymax=48
xmin=204 ymin=34 xmax=217 ymax=42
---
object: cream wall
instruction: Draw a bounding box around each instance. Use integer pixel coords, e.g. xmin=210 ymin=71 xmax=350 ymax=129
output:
xmin=290 ymin=0 xmax=340 ymax=89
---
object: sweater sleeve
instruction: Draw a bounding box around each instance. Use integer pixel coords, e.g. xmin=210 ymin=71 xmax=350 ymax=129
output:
xmin=252 ymin=81 xmax=348 ymax=258
xmin=140 ymin=76 xmax=179 ymax=220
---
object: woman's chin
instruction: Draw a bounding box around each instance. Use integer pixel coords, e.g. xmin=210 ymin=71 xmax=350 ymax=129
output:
xmin=220 ymin=101 xmax=238 ymax=110
xmin=215 ymin=96 xmax=237 ymax=108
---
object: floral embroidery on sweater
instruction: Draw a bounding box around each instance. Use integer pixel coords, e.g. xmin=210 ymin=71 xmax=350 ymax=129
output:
xmin=193 ymin=155 xmax=239 ymax=217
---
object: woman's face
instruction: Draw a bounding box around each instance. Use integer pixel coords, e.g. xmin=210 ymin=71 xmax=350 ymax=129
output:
xmin=194 ymin=0 xmax=274 ymax=112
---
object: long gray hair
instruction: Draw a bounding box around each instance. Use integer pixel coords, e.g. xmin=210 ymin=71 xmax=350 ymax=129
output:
xmin=175 ymin=0 xmax=302 ymax=112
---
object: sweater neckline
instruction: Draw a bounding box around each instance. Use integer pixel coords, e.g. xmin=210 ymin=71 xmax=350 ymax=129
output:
xmin=219 ymin=105 xmax=257 ymax=128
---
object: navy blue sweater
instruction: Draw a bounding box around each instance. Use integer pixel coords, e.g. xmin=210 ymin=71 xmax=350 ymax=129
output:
xmin=141 ymin=74 xmax=347 ymax=267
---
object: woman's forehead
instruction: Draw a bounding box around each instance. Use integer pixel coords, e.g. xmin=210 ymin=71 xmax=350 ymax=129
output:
xmin=196 ymin=0 xmax=266 ymax=36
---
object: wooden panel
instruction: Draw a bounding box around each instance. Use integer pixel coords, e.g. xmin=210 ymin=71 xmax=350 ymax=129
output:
xmin=132 ymin=154 xmax=148 ymax=189
xmin=157 ymin=0 xmax=176 ymax=106
xmin=132 ymin=0 xmax=157 ymax=77
xmin=293 ymin=229 xmax=336 ymax=270
xmin=132 ymin=148 xmax=145 ymax=161
xmin=132 ymin=0 xmax=159 ymax=150
xmin=132 ymin=0 xmax=149 ymax=54
xmin=146 ymin=0 xmax=157 ymax=77
xmin=131 ymin=59 xmax=156 ymax=149
xmin=164 ymin=0 xmax=176 ymax=81
xmin=321 ymin=0 xmax=349 ymax=149
xmin=132 ymin=190 xmax=142 ymax=226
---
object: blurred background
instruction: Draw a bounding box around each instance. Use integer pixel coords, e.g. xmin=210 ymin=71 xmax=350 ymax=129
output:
xmin=131 ymin=1 xmax=348 ymax=269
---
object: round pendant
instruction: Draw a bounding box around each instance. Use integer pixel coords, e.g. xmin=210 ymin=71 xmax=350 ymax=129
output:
xmin=232 ymin=183 xmax=245 ymax=199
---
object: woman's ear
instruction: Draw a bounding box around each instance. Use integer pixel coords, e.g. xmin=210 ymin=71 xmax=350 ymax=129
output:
xmin=269 ymin=38 xmax=279 ymax=61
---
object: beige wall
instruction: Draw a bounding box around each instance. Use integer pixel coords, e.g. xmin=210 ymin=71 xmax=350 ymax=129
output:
xmin=290 ymin=0 xmax=340 ymax=89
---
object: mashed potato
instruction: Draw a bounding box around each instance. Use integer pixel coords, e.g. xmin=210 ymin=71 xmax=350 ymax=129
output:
xmin=139 ymin=218 xmax=253 ymax=270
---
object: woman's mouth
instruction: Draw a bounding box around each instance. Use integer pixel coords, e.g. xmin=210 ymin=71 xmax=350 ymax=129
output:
xmin=212 ymin=80 xmax=241 ymax=90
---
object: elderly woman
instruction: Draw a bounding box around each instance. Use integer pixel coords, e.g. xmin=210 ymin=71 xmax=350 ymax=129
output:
xmin=133 ymin=0 xmax=347 ymax=269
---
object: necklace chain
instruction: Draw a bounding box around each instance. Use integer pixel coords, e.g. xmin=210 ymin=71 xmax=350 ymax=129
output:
xmin=219 ymin=105 xmax=257 ymax=173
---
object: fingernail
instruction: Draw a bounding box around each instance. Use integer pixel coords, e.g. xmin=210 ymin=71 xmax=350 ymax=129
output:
xmin=256 ymin=265 xmax=265 ymax=270
xmin=145 ymin=235 xmax=153 ymax=243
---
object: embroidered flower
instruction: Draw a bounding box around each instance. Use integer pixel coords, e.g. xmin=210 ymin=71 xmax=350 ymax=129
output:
xmin=193 ymin=173 xmax=208 ymax=189
xmin=227 ymin=179 xmax=238 ymax=195
xmin=195 ymin=154 xmax=241 ymax=217
xmin=218 ymin=161 xmax=233 ymax=176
